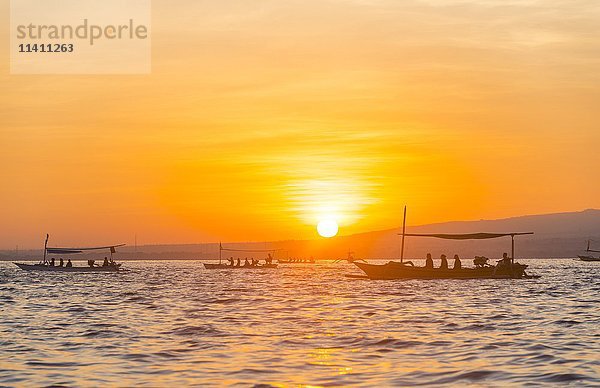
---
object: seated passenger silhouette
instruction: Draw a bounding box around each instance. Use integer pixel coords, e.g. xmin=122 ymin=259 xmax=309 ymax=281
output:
xmin=59 ymin=258 xmax=64 ymax=267
xmin=453 ymin=254 xmax=461 ymax=270
xmin=228 ymin=257 xmax=234 ymax=266
xmin=66 ymin=259 xmax=73 ymax=267
xmin=440 ymin=254 xmax=448 ymax=270
xmin=425 ymin=253 xmax=433 ymax=269
xmin=498 ymin=252 xmax=511 ymax=269
xmin=103 ymin=257 xmax=109 ymax=267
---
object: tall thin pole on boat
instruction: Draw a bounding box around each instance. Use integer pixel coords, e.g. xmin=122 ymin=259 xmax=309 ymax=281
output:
xmin=400 ymin=206 xmax=407 ymax=263
xmin=43 ymin=234 xmax=49 ymax=264
xmin=511 ymin=234 xmax=515 ymax=265
xmin=219 ymin=242 xmax=222 ymax=265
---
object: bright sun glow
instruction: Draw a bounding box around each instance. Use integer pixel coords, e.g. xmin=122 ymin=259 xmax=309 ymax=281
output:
xmin=317 ymin=219 xmax=339 ymax=238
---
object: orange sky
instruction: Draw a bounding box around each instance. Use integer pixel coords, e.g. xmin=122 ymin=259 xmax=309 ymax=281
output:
xmin=1 ymin=0 xmax=599 ymax=249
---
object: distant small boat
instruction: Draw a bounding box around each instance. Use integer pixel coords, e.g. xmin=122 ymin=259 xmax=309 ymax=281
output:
xmin=577 ymin=240 xmax=600 ymax=261
xmin=579 ymin=256 xmax=600 ymax=262
xmin=204 ymin=243 xmax=279 ymax=269
xmin=14 ymin=234 xmax=125 ymax=273
xmin=203 ymin=263 xmax=278 ymax=269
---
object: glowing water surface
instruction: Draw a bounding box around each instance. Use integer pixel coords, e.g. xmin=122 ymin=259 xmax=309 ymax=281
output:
xmin=0 ymin=259 xmax=598 ymax=386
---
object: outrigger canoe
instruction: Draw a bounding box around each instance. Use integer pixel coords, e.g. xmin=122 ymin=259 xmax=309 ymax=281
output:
xmin=577 ymin=240 xmax=600 ymax=261
xmin=14 ymin=234 xmax=125 ymax=273
xmin=354 ymin=260 xmax=529 ymax=280
xmin=204 ymin=263 xmax=278 ymax=269
xmin=14 ymin=263 xmax=121 ymax=272
xmin=206 ymin=243 xmax=280 ymax=269
xmin=578 ymin=255 xmax=600 ymax=262
xmin=351 ymin=207 xmax=537 ymax=280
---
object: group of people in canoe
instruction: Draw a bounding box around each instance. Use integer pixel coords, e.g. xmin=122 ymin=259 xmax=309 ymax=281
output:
xmin=40 ymin=256 xmax=121 ymax=268
xmin=87 ymin=257 xmax=119 ymax=268
xmin=45 ymin=257 xmax=73 ymax=267
xmin=418 ymin=252 xmax=513 ymax=270
xmin=226 ymin=255 xmax=274 ymax=267
xmin=422 ymin=253 xmax=462 ymax=270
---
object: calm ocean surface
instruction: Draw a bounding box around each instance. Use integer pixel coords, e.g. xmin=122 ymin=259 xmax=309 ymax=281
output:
xmin=0 ymin=259 xmax=599 ymax=387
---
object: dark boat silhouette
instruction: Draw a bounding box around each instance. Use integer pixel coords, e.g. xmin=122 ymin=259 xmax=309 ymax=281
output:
xmin=203 ymin=243 xmax=279 ymax=269
xmin=14 ymin=234 xmax=125 ymax=272
xmin=578 ymin=240 xmax=600 ymax=261
xmin=352 ymin=207 xmax=537 ymax=280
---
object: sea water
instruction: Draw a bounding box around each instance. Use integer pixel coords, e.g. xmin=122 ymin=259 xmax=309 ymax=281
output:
xmin=0 ymin=259 xmax=598 ymax=386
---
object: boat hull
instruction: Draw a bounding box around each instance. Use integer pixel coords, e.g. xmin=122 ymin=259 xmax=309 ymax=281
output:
xmin=578 ymin=255 xmax=600 ymax=262
xmin=354 ymin=261 xmax=528 ymax=280
xmin=14 ymin=263 xmax=121 ymax=272
xmin=203 ymin=263 xmax=278 ymax=270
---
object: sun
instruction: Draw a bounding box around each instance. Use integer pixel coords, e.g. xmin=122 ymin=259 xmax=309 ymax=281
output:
xmin=317 ymin=219 xmax=338 ymax=238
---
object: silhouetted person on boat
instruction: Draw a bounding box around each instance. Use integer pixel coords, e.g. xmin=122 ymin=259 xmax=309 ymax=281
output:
xmin=497 ymin=252 xmax=511 ymax=269
xmin=266 ymin=254 xmax=273 ymax=265
xmin=102 ymin=257 xmax=109 ymax=267
xmin=228 ymin=257 xmax=234 ymax=266
xmin=425 ymin=253 xmax=433 ymax=269
xmin=453 ymin=254 xmax=461 ymax=270
xmin=244 ymin=258 xmax=250 ymax=267
xmin=440 ymin=254 xmax=448 ymax=270
xmin=66 ymin=259 xmax=73 ymax=268
xmin=50 ymin=258 xmax=55 ymax=267
xmin=88 ymin=259 xmax=95 ymax=267
xmin=59 ymin=258 xmax=64 ymax=267
xmin=236 ymin=258 xmax=241 ymax=267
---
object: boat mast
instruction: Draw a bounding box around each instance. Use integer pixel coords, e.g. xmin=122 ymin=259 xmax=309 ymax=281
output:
xmin=511 ymin=234 xmax=515 ymax=265
xmin=43 ymin=234 xmax=49 ymax=264
xmin=400 ymin=206 xmax=407 ymax=263
xmin=219 ymin=242 xmax=222 ymax=265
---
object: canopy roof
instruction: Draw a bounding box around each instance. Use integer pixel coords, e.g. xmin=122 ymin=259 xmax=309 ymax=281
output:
xmin=398 ymin=232 xmax=533 ymax=240
xmin=46 ymin=244 xmax=125 ymax=254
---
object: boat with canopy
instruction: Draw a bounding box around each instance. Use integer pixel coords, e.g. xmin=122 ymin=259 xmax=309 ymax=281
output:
xmin=353 ymin=207 xmax=538 ymax=280
xmin=203 ymin=243 xmax=279 ymax=269
xmin=14 ymin=234 xmax=125 ymax=272
xmin=578 ymin=240 xmax=600 ymax=262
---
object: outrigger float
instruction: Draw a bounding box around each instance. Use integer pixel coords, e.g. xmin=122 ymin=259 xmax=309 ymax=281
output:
xmin=14 ymin=234 xmax=125 ymax=273
xmin=353 ymin=207 xmax=539 ymax=280
xmin=578 ymin=240 xmax=600 ymax=262
xmin=203 ymin=243 xmax=279 ymax=269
